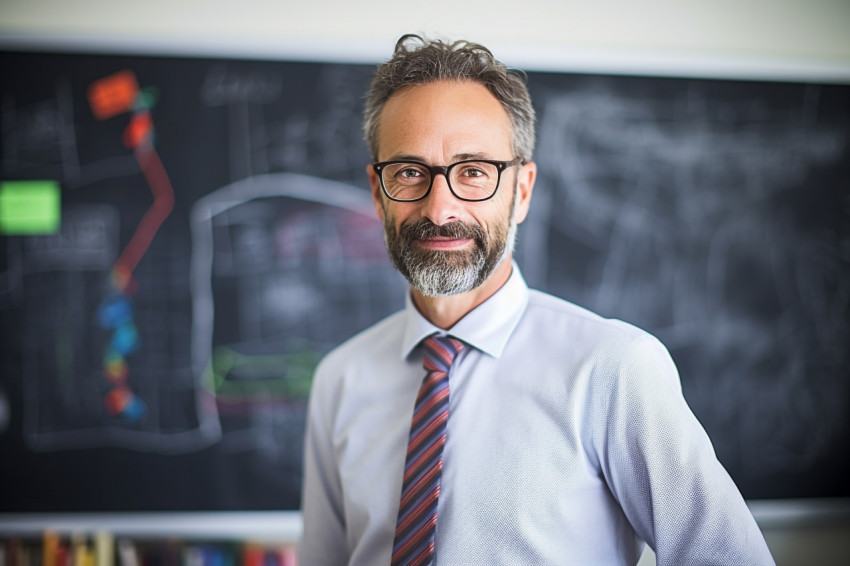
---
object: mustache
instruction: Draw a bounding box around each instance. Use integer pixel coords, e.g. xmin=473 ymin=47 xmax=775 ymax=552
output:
xmin=399 ymin=218 xmax=485 ymax=242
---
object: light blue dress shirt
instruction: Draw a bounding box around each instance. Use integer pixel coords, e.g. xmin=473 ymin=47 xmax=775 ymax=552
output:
xmin=299 ymin=265 xmax=775 ymax=565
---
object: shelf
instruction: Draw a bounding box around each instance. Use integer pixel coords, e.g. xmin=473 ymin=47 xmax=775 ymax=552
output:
xmin=0 ymin=512 xmax=302 ymax=543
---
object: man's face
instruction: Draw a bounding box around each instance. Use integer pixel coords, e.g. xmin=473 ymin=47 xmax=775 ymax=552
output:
xmin=368 ymin=80 xmax=533 ymax=297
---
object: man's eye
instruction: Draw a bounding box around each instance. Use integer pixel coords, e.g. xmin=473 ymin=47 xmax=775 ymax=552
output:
xmin=399 ymin=168 xmax=423 ymax=178
xmin=458 ymin=165 xmax=489 ymax=178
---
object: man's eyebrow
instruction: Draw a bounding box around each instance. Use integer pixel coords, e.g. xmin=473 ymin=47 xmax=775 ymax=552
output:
xmin=384 ymin=154 xmax=426 ymax=162
xmin=382 ymin=152 xmax=493 ymax=163
xmin=452 ymin=152 xmax=491 ymax=161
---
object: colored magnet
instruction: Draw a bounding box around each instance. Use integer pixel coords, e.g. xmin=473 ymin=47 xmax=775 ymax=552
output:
xmin=0 ymin=180 xmax=61 ymax=235
xmin=88 ymin=69 xmax=140 ymax=120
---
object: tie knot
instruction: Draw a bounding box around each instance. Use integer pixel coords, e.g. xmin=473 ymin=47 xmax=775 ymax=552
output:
xmin=423 ymin=335 xmax=464 ymax=372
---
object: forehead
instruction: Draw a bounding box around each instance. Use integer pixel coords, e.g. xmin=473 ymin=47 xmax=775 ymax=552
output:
xmin=376 ymin=80 xmax=513 ymax=161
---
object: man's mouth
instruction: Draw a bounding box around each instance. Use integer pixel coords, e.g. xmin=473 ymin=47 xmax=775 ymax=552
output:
xmin=417 ymin=235 xmax=474 ymax=250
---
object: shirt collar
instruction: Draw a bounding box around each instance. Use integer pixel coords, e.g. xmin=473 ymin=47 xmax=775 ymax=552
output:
xmin=400 ymin=261 xmax=529 ymax=360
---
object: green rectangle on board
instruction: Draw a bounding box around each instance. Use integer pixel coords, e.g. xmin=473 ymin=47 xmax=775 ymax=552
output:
xmin=0 ymin=180 xmax=61 ymax=235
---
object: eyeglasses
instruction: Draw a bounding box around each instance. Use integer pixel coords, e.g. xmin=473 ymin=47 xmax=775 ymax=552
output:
xmin=372 ymin=158 xmax=523 ymax=202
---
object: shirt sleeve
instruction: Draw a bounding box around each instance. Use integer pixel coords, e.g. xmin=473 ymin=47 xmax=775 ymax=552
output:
xmin=299 ymin=360 xmax=348 ymax=566
xmin=591 ymin=333 xmax=776 ymax=566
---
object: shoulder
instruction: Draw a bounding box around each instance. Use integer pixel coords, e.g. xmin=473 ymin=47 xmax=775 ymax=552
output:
xmin=520 ymin=288 xmax=679 ymax=388
xmin=523 ymin=288 xmax=659 ymax=348
xmin=311 ymin=309 xmax=407 ymax=398
xmin=318 ymin=309 xmax=406 ymax=371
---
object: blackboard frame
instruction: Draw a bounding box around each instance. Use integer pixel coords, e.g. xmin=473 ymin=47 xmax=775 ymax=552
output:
xmin=1 ymin=42 xmax=850 ymax=516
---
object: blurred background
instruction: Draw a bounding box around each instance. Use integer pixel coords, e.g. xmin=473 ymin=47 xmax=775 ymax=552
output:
xmin=1 ymin=1 xmax=849 ymax=565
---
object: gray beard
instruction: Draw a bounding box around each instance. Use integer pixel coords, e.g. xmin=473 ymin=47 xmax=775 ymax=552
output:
xmin=384 ymin=216 xmax=516 ymax=297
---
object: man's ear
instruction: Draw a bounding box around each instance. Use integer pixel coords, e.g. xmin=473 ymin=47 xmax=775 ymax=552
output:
xmin=512 ymin=161 xmax=536 ymax=225
xmin=366 ymin=163 xmax=385 ymax=221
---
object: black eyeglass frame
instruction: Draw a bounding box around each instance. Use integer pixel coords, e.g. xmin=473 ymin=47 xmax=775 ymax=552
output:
xmin=372 ymin=157 xmax=524 ymax=202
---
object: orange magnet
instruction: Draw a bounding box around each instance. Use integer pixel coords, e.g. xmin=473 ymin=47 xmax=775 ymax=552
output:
xmin=87 ymin=69 xmax=140 ymax=120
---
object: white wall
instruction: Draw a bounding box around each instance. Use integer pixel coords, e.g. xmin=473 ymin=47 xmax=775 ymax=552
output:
xmin=2 ymin=0 xmax=850 ymax=80
xmin=1 ymin=1 xmax=849 ymax=564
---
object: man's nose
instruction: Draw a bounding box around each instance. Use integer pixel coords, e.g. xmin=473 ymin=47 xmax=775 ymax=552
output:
xmin=420 ymin=173 xmax=461 ymax=225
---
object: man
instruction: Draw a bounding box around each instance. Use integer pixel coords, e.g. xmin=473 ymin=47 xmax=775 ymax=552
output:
xmin=299 ymin=34 xmax=774 ymax=566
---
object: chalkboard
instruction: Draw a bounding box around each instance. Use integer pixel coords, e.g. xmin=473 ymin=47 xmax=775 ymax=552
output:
xmin=0 ymin=49 xmax=848 ymax=511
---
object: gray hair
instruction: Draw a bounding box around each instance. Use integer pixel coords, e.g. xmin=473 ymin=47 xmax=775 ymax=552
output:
xmin=363 ymin=34 xmax=536 ymax=162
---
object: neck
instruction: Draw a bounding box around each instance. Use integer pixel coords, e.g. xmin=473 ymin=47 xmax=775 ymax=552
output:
xmin=411 ymin=255 xmax=514 ymax=330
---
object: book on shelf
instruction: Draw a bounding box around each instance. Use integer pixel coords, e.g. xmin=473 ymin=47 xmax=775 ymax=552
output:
xmin=1 ymin=533 xmax=298 ymax=566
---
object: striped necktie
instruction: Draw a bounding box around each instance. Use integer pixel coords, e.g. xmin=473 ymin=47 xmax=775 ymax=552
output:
xmin=391 ymin=334 xmax=465 ymax=566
